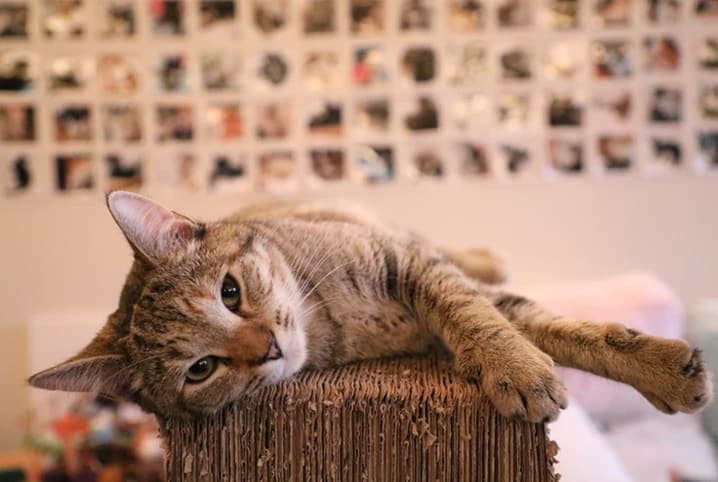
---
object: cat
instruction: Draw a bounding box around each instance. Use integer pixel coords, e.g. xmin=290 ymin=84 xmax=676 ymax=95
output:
xmin=29 ymin=191 xmax=712 ymax=422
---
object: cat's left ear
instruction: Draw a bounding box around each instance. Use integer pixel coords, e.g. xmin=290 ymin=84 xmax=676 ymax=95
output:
xmin=28 ymin=333 xmax=128 ymax=395
xmin=107 ymin=191 xmax=203 ymax=266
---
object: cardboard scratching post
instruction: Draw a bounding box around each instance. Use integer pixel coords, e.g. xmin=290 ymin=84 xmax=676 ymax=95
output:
xmin=161 ymin=356 xmax=558 ymax=481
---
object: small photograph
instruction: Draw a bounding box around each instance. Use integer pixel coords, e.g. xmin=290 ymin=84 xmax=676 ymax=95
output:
xmin=695 ymin=0 xmax=718 ymax=19
xmin=306 ymin=99 xmax=342 ymax=137
xmin=646 ymin=135 xmax=682 ymax=172
xmin=699 ymin=84 xmax=718 ymax=120
xmin=309 ymin=148 xmax=345 ymax=181
xmin=351 ymin=0 xmax=384 ymax=34
xmin=355 ymin=145 xmax=394 ymax=183
xmin=97 ymin=54 xmax=141 ymax=95
xmin=697 ymin=131 xmax=718 ymax=169
xmin=498 ymin=142 xmax=532 ymax=177
xmin=302 ymin=51 xmax=342 ymax=91
xmin=105 ymin=152 xmax=142 ymax=190
xmin=547 ymin=138 xmax=584 ymax=174
xmin=209 ymin=153 xmax=249 ymax=192
xmin=400 ymin=0 xmax=433 ymax=31
xmin=149 ymin=0 xmax=185 ymax=36
xmin=0 ymin=153 xmax=32 ymax=194
xmin=199 ymin=0 xmax=236 ymax=36
xmin=455 ymin=143 xmax=491 ymax=178
xmin=353 ymin=98 xmax=390 ymax=135
xmin=56 ymin=153 xmax=94 ymax=191
xmin=256 ymin=101 xmax=292 ymax=139
xmin=99 ymin=0 xmax=135 ymax=38
xmin=592 ymin=89 xmax=632 ymax=124
xmin=0 ymin=51 xmax=33 ymax=92
xmin=353 ymin=46 xmax=389 ymax=86
xmin=449 ymin=93 xmax=490 ymax=131
xmin=544 ymin=42 xmax=585 ymax=80
xmin=499 ymin=46 xmax=532 ymax=80
xmin=156 ymin=104 xmax=193 ymax=142
xmin=497 ymin=92 xmax=531 ymax=129
xmin=205 ymin=103 xmax=243 ymax=141
xmin=42 ymin=0 xmax=85 ymax=38
xmin=251 ymin=52 xmax=290 ymax=90
xmin=698 ymin=38 xmax=718 ymax=70
xmin=200 ymin=52 xmax=242 ymax=91
xmin=257 ymin=150 xmax=297 ymax=191
xmin=0 ymin=104 xmax=34 ymax=141
xmin=47 ymin=56 xmax=93 ymax=92
xmin=302 ymin=0 xmax=335 ymax=33
xmin=592 ymin=0 xmax=630 ymax=28
xmin=548 ymin=92 xmax=583 ymax=127
xmin=446 ymin=0 xmax=485 ymax=31
xmin=597 ymin=134 xmax=633 ymax=171
xmin=155 ymin=53 xmax=189 ymax=93
xmin=102 ymin=104 xmax=142 ymax=143
xmin=649 ymin=86 xmax=682 ymax=123
xmin=646 ymin=0 xmax=680 ymax=24
xmin=409 ymin=146 xmax=445 ymax=179
xmin=0 ymin=4 xmax=28 ymax=38
xmin=404 ymin=96 xmax=439 ymax=132
xmin=54 ymin=105 xmax=93 ymax=142
xmin=643 ymin=37 xmax=680 ymax=72
xmin=253 ymin=0 xmax=289 ymax=35
xmin=445 ymin=41 xmax=486 ymax=86
xmin=497 ymin=0 xmax=532 ymax=27
xmin=548 ymin=0 xmax=579 ymax=29
xmin=154 ymin=150 xmax=201 ymax=191
xmin=592 ymin=40 xmax=633 ymax=78
xmin=400 ymin=47 xmax=436 ymax=84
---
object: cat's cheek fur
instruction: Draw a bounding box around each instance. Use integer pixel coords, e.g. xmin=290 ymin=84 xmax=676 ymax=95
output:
xmin=274 ymin=324 xmax=308 ymax=380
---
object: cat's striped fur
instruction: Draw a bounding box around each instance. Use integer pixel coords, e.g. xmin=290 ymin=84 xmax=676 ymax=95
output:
xmin=29 ymin=192 xmax=712 ymax=422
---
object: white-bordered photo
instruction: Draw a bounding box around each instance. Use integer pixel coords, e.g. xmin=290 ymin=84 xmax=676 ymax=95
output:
xmin=149 ymin=0 xmax=185 ymax=36
xmin=1 ymin=151 xmax=33 ymax=195
xmin=308 ymin=147 xmax=346 ymax=184
xmin=55 ymin=152 xmax=94 ymax=191
xmin=102 ymin=104 xmax=143 ymax=143
xmin=208 ymin=152 xmax=251 ymax=193
xmin=152 ymin=149 xmax=202 ymax=191
xmin=204 ymin=103 xmax=244 ymax=141
xmin=54 ymin=104 xmax=93 ymax=142
xmin=47 ymin=55 xmax=93 ymax=93
xmin=596 ymin=134 xmax=634 ymax=173
xmin=42 ymin=0 xmax=86 ymax=38
xmin=0 ymin=103 xmax=34 ymax=142
xmin=301 ymin=0 xmax=336 ymax=34
xmin=353 ymin=144 xmax=394 ymax=184
xmin=0 ymin=50 xmax=33 ymax=93
xmin=104 ymin=151 xmax=142 ymax=191
xmin=98 ymin=0 xmax=136 ymax=38
xmin=257 ymin=150 xmax=299 ymax=192
xmin=0 ymin=3 xmax=29 ymax=38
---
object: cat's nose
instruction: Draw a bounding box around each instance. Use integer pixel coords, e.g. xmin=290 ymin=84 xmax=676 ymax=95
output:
xmin=251 ymin=335 xmax=283 ymax=365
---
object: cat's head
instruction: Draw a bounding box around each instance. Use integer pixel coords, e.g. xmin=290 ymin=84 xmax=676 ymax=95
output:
xmin=28 ymin=192 xmax=308 ymax=416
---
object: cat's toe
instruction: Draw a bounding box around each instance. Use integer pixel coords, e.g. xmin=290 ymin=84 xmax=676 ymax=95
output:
xmin=483 ymin=370 xmax=568 ymax=424
xmin=641 ymin=344 xmax=713 ymax=414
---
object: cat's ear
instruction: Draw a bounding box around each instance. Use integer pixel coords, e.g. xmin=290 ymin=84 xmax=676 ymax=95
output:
xmin=107 ymin=191 xmax=201 ymax=266
xmin=28 ymin=335 xmax=127 ymax=395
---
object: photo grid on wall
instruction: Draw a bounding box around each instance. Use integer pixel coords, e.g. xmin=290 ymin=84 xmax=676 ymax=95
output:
xmin=1 ymin=0 xmax=717 ymax=196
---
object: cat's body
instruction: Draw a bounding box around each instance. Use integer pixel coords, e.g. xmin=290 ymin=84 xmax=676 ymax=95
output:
xmin=30 ymin=192 xmax=712 ymax=423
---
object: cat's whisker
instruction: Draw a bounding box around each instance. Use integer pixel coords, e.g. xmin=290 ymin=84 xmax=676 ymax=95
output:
xmin=299 ymin=260 xmax=355 ymax=305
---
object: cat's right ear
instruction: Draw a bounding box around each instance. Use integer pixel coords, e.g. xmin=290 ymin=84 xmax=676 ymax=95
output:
xmin=107 ymin=191 xmax=202 ymax=266
xmin=27 ymin=335 xmax=127 ymax=395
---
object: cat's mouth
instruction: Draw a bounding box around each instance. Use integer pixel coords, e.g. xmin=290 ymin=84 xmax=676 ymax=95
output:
xmin=248 ymin=336 xmax=283 ymax=366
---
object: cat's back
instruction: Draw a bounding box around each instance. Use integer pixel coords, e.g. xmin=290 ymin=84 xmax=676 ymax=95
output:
xmin=223 ymin=200 xmax=383 ymax=228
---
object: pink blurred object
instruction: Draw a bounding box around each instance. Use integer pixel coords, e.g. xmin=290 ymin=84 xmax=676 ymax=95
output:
xmin=520 ymin=271 xmax=685 ymax=426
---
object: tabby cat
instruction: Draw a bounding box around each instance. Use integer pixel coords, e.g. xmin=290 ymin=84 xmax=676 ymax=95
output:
xmin=29 ymin=191 xmax=712 ymax=422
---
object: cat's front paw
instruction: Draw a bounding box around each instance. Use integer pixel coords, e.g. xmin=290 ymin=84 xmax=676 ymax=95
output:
xmin=629 ymin=336 xmax=714 ymax=415
xmin=457 ymin=341 xmax=568 ymax=423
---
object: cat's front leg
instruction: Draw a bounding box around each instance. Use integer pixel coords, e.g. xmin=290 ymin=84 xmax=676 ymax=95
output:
xmin=402 ymin=257 xmax=568 ymax=422
xmin=486 ymin=291 xmax=713 ymax=415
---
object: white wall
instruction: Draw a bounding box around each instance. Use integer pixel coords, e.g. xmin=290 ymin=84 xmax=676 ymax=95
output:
xmin=1 ymin=175 xmax=717 ymax=449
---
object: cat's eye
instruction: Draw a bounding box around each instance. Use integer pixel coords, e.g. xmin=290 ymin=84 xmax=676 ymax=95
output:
xmin=186 ymin=356 xmax=218 ymax=383
xmin=221 ymin=274 xmax=241 ymax=313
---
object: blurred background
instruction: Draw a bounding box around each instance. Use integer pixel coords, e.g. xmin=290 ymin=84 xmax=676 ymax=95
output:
xmin=1 ymin=0 xmax=718 ymax=481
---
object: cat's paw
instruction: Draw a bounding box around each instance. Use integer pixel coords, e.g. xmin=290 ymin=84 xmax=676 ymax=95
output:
xmin=632 ymin=338 xmax=713 ymax=415
xmin=457 ymin=341 xmax=568 ymax=423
